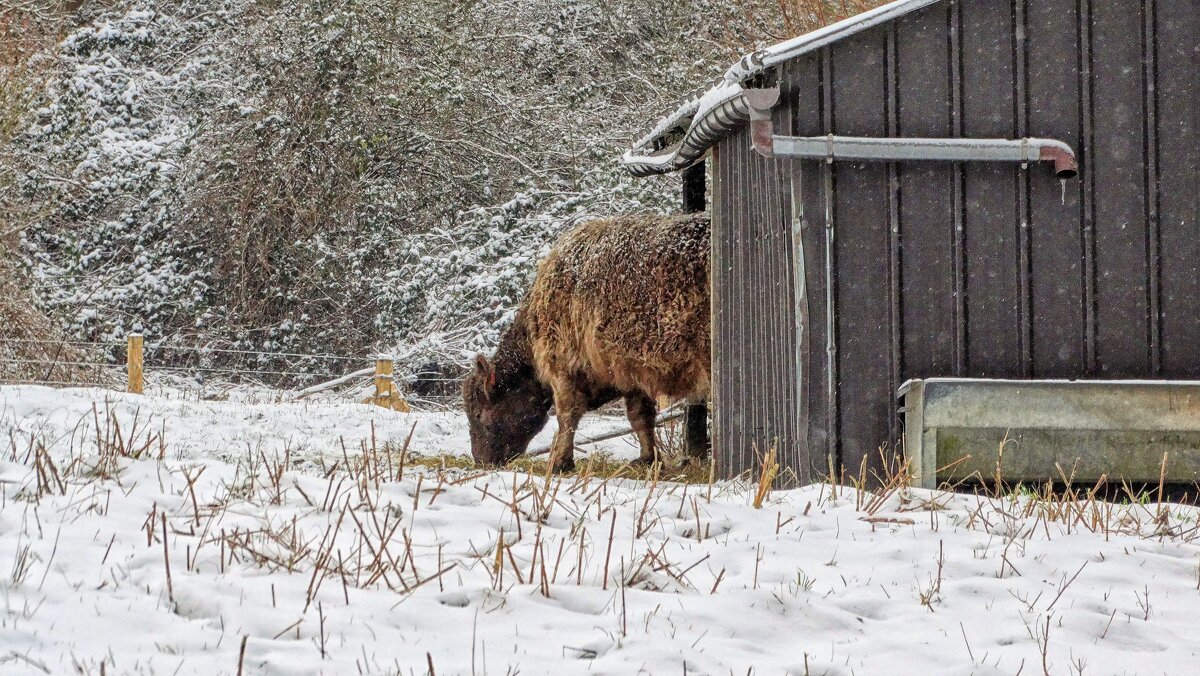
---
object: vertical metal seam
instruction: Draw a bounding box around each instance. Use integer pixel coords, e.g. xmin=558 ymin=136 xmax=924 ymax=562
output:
xmin=1014 ymin=0 xmax=1034 ymax=378
xmin=1142 ymin=0 xmax=1163 ymax=375
xmin=774 ymin=147 xmax=793 ymax=475
xmin=821 ymin=45 xmax=839 ymax=473
xmin=1079 ymin=0 xmax=1098 ymax=374
xmin=949 ymin=0 xmax=968 ymax=375
xmin=710 ymin=144 xmax=721 ymax=476
xmin=747 ymin=131 xmax=758 ymax=476
xmin=748 ymin=134 xmax=759 ymax=477
xmin=726 ymin=145 xmax=735 ymax=474
xmin=743 ymin=130 xmax=756 ymax=477
xmin=787 ymin=62 xmax=806 ymax=482
xmin=885 ymin=22 xmax=903 ymax=461
xmin=718 ymin=143 xmax=726 ymax=474
xmin=759 ymin=135 xmax=771 ymax=475
xmin=759 ymin=134 xmax=777 ymax=473
xmin=776 ymin=61 xmax=795 ymax=480
xmin=769 ymin=146 xmax=785 ymax=472
xmin=742 ymin=141 xmax=750 ymax=475
xmin=735 ymin=130 xmax=749 ymax=475
xmin=719 ymin=140 xmax=729 ymax=475
xmin=790 ymin=160 xmax=809 ymax=483
xmin=718 ymin=140 xmax=729 ymax=475
xmin=778 ymin=152 xmax=791 ymax=470
xmin=763 ymin=140 xmax=777 ymax=474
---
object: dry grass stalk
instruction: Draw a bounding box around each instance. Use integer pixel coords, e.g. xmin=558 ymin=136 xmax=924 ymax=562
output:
xmin=236 ymin=635 xmax=248 ymax=676
xmin=753 ymin=445 xmax=779 ymax=509
xmin=602 ymin=509 xmax=617 ymax=591
xmin=161 ymin=514 xmax=174 ymax=606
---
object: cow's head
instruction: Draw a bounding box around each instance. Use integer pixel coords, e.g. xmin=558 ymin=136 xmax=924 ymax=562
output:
xmin=463 ymin=354 xmax=551 ymax=465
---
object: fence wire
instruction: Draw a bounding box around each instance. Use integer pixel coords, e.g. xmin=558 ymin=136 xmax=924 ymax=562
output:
xmin=0 ymin=338 xmax=124 ymax=348
xmin=0 ymin=378 xmax=110 ymax=388
xmin=0 ymin=337 xmax=464 ymax=404
xmin=145 ymin=343 xmax=362 ymax=362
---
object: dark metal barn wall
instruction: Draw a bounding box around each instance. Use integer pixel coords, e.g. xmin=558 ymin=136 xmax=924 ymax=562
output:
xmin=711 ymin=0 xmax=1199 ymax=483
xmin=1156 ymin=3 xmax=1200 ymax=377
xmin=711 ymin=132 xmax=807 ymax=484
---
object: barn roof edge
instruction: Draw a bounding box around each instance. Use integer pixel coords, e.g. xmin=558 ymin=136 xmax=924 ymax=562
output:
xmin=620 ymin=0 xmax=942 ymax=177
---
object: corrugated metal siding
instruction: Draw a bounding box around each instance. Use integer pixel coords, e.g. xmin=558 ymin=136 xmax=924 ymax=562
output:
xmin=710 ymin=0 xmax=1199 ymax=484
xmin=711 ymin=130 xmax=807 ymax=483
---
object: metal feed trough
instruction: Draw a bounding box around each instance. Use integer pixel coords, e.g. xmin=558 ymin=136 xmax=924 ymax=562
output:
xmin=900 ymin=379 xmax=1200 ymax=489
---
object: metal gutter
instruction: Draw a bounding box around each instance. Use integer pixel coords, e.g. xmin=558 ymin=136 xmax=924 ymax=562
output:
xmin=746 ymin=87 xmax=1079 ymax=178
xmin=622 ymin=84 xmax=746 ymax=177
xmin=620 ymin=0 xmax=943 ymax=176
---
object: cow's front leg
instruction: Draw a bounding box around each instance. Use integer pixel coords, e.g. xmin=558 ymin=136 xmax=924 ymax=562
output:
xmin=624 ymin=392 xmax=658 ymax=465
xmin=548 ymin=385 xmax=585 ymax=473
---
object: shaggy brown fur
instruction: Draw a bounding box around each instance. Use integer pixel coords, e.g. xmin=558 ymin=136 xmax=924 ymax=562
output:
xmin=464 ymin=212 xmax=710 ymax=470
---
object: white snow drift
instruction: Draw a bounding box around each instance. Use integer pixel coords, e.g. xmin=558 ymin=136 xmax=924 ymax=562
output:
xmin=1 ymin=385 xmax=1198 ymax=675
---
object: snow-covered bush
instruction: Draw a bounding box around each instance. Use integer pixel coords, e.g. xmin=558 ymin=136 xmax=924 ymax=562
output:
xmin=15 ymin=5 xmax=225 ymax=343
xmin=5 ymin=0 xmax=803 ymax=371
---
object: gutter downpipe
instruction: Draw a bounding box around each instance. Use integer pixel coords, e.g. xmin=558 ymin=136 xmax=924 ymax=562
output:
xmin=744 ymin=88 xmax=780 ymax=159
xmin=744 ymin=88 xmax=1078 ymax=179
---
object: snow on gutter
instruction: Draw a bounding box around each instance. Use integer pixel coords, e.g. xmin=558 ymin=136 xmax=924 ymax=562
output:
xmin=620 ymin=0 xmax=941 ymax=177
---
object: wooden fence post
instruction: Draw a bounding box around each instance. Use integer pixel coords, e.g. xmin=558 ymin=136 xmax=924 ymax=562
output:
xmin=127 ymin=333 xmax=144 ymax=394
xmin=368 ymin=355 xmax=410 ymax=412
xmin=375 ymin=356 xmax=393 ymax=401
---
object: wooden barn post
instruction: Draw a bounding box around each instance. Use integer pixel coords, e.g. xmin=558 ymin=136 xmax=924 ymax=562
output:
xmin=682 ymin=161 xmax=711 ymax=459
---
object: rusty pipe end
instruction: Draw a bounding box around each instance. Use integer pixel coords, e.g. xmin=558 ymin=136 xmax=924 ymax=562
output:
xmin=1039 ymin=142 xmax=1078 ymax=179
xmin=751 ymin=118 xmax=775 ymax=158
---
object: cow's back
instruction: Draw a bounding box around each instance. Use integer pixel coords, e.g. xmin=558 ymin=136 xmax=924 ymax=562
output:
xmin=524 ymin=213 xmax=710 ymax=400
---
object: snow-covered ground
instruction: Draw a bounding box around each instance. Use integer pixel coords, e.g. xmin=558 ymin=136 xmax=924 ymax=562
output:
xmin=0 ymin=385 xmax=642 ymax=466
xmin=2 ymin=385 xmax=1199 ymax=675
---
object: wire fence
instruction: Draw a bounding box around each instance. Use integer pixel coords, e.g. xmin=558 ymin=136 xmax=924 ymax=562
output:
xmin=0 ymin=336 xmax=466 ymax=408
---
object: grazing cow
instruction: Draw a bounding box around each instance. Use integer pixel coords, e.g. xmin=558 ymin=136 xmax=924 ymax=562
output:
xmin=463 ymin=212 xmax=710 ymax=471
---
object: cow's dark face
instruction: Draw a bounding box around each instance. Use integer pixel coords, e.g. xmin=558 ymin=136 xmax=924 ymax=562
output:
xmin=463 ymin=355 xmax=551 ymax=465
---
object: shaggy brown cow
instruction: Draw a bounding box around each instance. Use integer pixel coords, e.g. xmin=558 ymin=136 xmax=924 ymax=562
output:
xmin=463 ymin=212 xmax=710 ymax=471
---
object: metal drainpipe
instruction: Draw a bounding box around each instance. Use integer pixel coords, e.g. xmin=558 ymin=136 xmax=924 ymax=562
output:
xmin=745 ymin=88 xmax=781 ymax=159
xmin=744 ymin=87 xmax=1079 ymax=179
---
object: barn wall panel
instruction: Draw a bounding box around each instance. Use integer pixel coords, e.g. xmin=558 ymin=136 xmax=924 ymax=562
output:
xmin=960 ymin=0 xmax=1023 ymax=377
xmin=828 ymin=30 xmax=893 ymax=479
xmin=711 ymin=124 xmax=802 ymax=483
xmin=709 ymin=0 xmax=1199 ymax=485
xmin=1025 ymin=0 xmax=1086 ymax=378
xmin=895 ymin=4 xmax=956 ymax=381
xmin=1156 ymin=2 xmax=1200 ymax=377
xmin=1091 ymin=0 xmax=1152 ymax=377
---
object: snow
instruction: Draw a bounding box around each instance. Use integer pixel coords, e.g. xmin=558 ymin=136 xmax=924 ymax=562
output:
xmin=0 ymin=385 xmax=642 ymax=466
xmin=2 ymin=384 xmax=1199 ymax=675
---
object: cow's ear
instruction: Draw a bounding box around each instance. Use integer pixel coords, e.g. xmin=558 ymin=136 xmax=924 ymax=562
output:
xmin=474 ymin=354 xmax=496 ymax=393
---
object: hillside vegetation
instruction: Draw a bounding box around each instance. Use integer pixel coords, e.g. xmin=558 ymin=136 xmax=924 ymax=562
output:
xmin=1 ymin=0 xmax=874 ymax=372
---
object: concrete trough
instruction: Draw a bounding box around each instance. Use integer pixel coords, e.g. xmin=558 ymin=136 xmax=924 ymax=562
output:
xmin=899 ymin=379 xmax=1200 ymax=489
